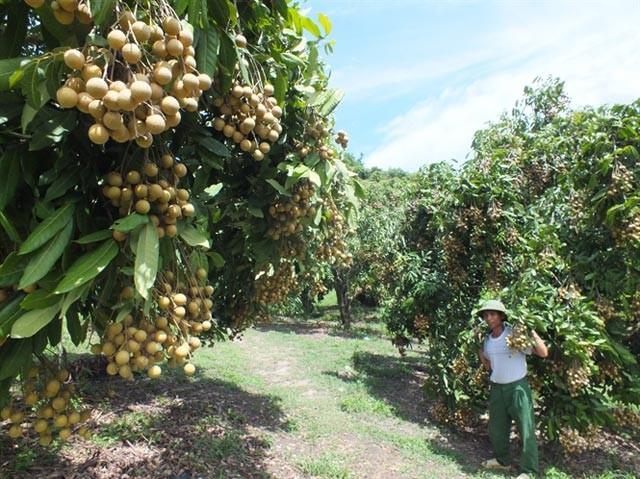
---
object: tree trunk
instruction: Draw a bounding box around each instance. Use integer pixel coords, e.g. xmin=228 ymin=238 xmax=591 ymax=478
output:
xmin=333 ymin=268 xmax=352 ymax=329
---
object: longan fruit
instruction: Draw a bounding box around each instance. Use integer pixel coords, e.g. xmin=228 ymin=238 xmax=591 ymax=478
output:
xmin=63 ymin=49 xmax=85 ymax=70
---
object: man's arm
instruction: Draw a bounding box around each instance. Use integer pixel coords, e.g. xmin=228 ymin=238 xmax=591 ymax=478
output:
xmin=531 ymin=330 xmax=548 ymax=358
xmin=478 ymin=348 xmax=491 ymax=371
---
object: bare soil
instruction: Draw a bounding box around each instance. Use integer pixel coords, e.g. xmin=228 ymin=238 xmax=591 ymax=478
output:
xmin=1 ymin=318 xmax=638 ymax=479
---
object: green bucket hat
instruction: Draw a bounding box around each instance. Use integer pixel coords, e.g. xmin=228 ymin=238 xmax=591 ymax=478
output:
xmin=476 ymin=299 xmax=507 ymax=318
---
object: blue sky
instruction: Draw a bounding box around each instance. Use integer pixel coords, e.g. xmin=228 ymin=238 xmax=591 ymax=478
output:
xmin=302 ymin=0 xmax=640 ymax=172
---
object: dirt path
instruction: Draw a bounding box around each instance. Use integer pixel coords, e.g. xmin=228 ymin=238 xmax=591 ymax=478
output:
xmin=222 ymin=320 xmax=482 ymax=479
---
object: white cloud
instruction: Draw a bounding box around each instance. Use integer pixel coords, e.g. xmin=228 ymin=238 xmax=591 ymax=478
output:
xmin=360 ymin=4 xmax=640 ymax=171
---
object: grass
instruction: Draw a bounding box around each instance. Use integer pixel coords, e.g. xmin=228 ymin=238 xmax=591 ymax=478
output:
xmin=4 ymin=310 xmax=638 ymax=479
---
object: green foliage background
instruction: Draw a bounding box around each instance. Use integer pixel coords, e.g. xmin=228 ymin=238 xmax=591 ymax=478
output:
xmin=383 ymin=78 xmax=640 ymax=447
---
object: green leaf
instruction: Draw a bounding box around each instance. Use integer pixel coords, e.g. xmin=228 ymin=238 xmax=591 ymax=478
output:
xmin=134 ymin=222 xmax=159 ymax=300
xmin=21 ymin=58 xmax=48 ymax=109
xmin=75 ymin=229 xmax=112 ymax=244
xmin=60 ymin=281 xmax=91 ymax=319
xmin=317 ymin=13 xmax=331 ymax=36
xmin=55 ymin=240 xmax=119 ymax=294
xmin=248 ymin=206 xmax=264 ymax=218
xmin=0 ymin=252 xmax=27 ymax=288
xmin=207 ymin=251 xmax=225 ymax=267
xmin=199 ymin=136 xmax=230 ymax=157
xmin=0 ymin=147 xmax=21 ymax=211
xmin=20 ymin=289 xmax=60 ymax=310
xmin=195 ymin=26 xmax=219 ymax=78
xmin=10 ymin=303 xmax=61 ymax=339
xmin=44 ymin=168 xmax=81 ymax=202
xmin=188 ymin=0 xmax=208 ymax=27
xmin=300 ymin=15 xmax=321 ymax=38
xmin=203 ymin=183 xmax=223 ymax=199
xmin=112 ymin=213 xmax=150 ymax=233
xmin=0 ymin=338 xmax=33 ymax=381
xmin=90 ymin=0 xmax=116 ymax=26
xmin=29 ymin=109 xmax=77 ymax=150
xmin=65 ymin=307 xmax=85 ymax=346
xmin=272 ymin=0 xmax=289 ymax=18
xmin=265 ymin=179 xmax=290 ymax=196
xmin=208 ymin=0 xmax=235 ymax=27
xmin=180 ymin=225 xmax=211 ymax=248
xmin=0 ymin=294 xmax=24 ymax=338
xmin=19 ymin=203 xmax=75 ymax=255
xmin=217 ymin=33 xmax=237 ymax=92
xmin=0 ymin=2 xmax=28 ymax=59
xmin=313 ymin=88 xmax=344 ymax=116
xmin=18 ymin=220 xmax=73 ymax=290
xmin=0 ymin=58 xmax=24 ymax=91
xmin=21 ymin=102 xmax=37 ymax=133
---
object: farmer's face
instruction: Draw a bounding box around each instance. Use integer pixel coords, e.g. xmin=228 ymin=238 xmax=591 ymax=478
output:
xmin=482 ymin=310 xmax=503 ymax=330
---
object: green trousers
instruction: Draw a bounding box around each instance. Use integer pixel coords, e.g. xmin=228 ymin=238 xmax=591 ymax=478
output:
xmin=488 ymin=377 xmax=538 ymax=475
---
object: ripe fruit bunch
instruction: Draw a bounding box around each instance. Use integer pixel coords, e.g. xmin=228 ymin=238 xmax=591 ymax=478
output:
xmin=316 ymin=201 xmax=352 ymax=268
xmin=335 ymin=130 xmax=349 ymax=149
xmin=431 ymin=401 xmax=451 ymax=425
xmin=101 ymin=152 xmax=193 ymax=239
xmin=93 ymin=268 xmax=214 ymax=379
xmin=450 ymin=355 xmax=469 ymax=376
xmin=613 ymin=404 xmax=640 ymax=431
xmin=565 ymin=362 xmax=591 ymax=397
xmin=558 ymin=425 xmax=601 ymax=454
xmin=0 ymin=363 xmax=91 ymax=444
xmin=278 ymin=237 xmax=307 ymax=260
xmin=55 ymin=7 xmax=212 ymax=147
xmin=24 ymin=0 xmax=92 ymax=25
xmin=472 ymin=366 xmax=488 ymax=389
xmin=211 ymin=80 xmax=283 ymax=161
xmin=413 ymin=312 xmax=430 ymax=338
xmin=299 ymin=271 xmax=328 ymax=299
xmin=505 ymin=325 xmax=532 ymax=352
xmin=253 ymin=261 xmax=298 ymax=306
xmin=266 ymin=181 xmax=318 ymax=240
xmin=595 ymin=360 xmax=622 ymax=383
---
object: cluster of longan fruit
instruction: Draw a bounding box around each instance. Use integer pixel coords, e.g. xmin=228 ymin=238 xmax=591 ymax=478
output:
xmin=335 ymin=130 xmax=349 ymax=149
xmin=608 ymin=163 xmax=634 ymax=196
xmin=93 ymin=268 xmax=214 ymax=379
xmin=316 ymin=205 xmax=353 ymax=268
xmin=450 ymin=356 xmax=469 ymax=376
xmin=431 ymin=401 xmax=451 ymax=425
xmin=612 ymin=214 xmax=640 ymax=246
xmin=266 ymin=181 xmax=317 ymax=240
xmin=413 ymin=312 xmax=430 ymax=338
xmin=278 ymin=237 xmax=307 ymax=260
xmin=300 ymin=271 xmax=328 ymax=299
xmin=101 ymin=153 xmax=193 ymax=239
xmin=558 ymin=425 xmax=601 ymax=454
xmin=505 ymin=326 xmax=532 ymax=352
xmin=596 ymin=361 xmax=622 ymax=384
xmin=55 ymin=10 xmax=211 ymax=147
xmin=24 ymin=0 xmax=92 ymax=25
xmin=564 ymin=363 xmax=591 ymax=397
xmin=1 ymin=364 xmax=91 ymax=444
xmin=211 ymin=80 xmax=283 ymax=161
xmin=253 ymin=261 xmax=298 ymax=306
xmin=472 ymin=366 xmax=489 ymax=389
xmin=613 ymin=405 xmax=640 ymax=432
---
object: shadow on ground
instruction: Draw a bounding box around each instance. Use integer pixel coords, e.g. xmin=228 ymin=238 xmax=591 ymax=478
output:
xmin=0 ymin=362 xmax=292 ymax=479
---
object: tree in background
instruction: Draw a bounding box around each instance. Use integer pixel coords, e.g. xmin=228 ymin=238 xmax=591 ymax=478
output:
xmin=384 ymin=78 xmax=640 ymax=452
xmin=0 ymin=0 xmax=358 ymax=444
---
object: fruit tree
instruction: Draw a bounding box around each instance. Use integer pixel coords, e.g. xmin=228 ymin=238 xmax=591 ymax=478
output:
xmin=384 ymin=78 xmax=640 ymax=452
xmin=0 ymin=0 xmax=359 ymax=444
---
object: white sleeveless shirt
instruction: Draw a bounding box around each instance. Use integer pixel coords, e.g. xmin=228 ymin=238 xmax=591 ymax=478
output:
xmin=483 ymin=325 xmax=531 ymax=384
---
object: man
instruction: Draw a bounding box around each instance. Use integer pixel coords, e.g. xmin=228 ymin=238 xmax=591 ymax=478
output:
xmin=476 ymin=299 xmax=548 ymax=479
